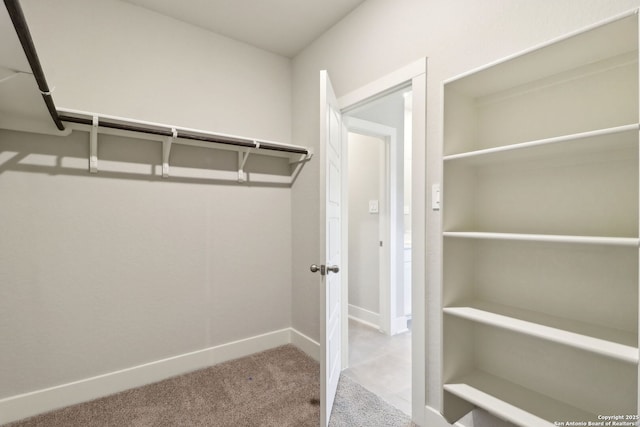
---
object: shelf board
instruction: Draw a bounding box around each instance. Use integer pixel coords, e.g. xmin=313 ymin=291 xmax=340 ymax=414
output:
xmin=444 ymin=371 xmax=596 ymax=426
xmin=443 ymin=124 xmax=639 ymax=164
xmin=443 ymin=231 xmax=639 ymax=247
xmin=444 ymin=12 xmax=638 ymax=98
xmin=444 ymin=300 xmax=638 ymax=363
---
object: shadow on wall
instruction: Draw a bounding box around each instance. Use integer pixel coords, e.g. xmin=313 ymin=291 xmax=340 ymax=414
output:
xmin=0 ymin=129 xmax=299 ymax=187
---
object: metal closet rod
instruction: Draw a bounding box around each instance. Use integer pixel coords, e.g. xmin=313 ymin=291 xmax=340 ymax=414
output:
xmin=4 ymin=0 xmax=65 ymax=130
xmin=58 ymin=114 xmax=310 ymax=155
xmin=5 ymin=0 xmax=309 ymax=156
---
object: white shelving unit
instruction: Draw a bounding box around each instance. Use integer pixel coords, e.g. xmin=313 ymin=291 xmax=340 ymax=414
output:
xmin=441 ymin=11 xmax=639 ymax=426
xmin=0 ymin=3 xmax=311 ymax=185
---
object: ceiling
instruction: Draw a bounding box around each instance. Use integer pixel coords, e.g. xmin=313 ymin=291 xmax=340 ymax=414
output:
xmin=122 ymin=0 xmax=367 ymax=58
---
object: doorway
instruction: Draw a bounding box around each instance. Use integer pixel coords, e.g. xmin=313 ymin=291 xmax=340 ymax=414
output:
xmin=342 ymin=87 xmax=413 ymax=415
xmin=319 ymin=58 xmax=426 ymax=426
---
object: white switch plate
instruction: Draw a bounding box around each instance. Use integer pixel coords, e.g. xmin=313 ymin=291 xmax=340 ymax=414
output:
xmin=369 ymin=200 xmax=379 ymax=214
xmin=432 ymin=184 xmax=441 ymax=210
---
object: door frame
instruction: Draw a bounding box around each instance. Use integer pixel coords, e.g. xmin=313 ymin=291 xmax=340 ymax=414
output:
xmin=344 ymin=118 xmax=400 ymax=337
xmin=335 ymin=58 xmax=427 ymax=425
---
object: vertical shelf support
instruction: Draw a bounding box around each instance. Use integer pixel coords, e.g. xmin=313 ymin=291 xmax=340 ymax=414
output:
xmin=89 ymin=116 xmax=98 ymax=173
xmin=238 ymin=141 xmax=258 ymax=183
xmin=162 ymin=128 xmax=176 ymax=178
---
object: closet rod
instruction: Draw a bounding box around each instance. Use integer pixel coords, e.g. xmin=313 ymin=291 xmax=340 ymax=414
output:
xmin=58 ymin=114 xmax=310 ymax=155
xmin=4 ymin=0 xmax=65 ymax=131
xmin=5 ymin=0 xmax=309 ymax=156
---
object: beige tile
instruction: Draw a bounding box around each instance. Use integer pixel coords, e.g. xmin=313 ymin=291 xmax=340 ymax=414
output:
xmin=345 ymin=319 xmax=411 ymax=415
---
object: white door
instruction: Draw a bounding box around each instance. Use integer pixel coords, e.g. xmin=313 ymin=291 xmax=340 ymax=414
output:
xmin=318 ymin=70 xmax=342 ymax=427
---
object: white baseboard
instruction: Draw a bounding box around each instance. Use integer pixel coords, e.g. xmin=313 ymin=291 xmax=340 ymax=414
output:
xmin=423 ymin=405 xmax=456 ymax=427
xmin=392 ymin=315 xmax=409 ymax=335
xmin=348 ymin=304 xmax=380 ymax=328
xmin=289 ymin=328 xmax=320 ymax=361
xmin=0 ymin=327 xmax=320 ymax=425
xmin=423 ymin=405 xmax=498 ymax=427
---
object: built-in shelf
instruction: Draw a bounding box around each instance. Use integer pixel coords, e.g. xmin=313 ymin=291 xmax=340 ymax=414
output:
xmin=443 ymin=231 xmax=639 ymax=246
xmin=443 ymin=124 xmax=639 ymax=165
xmin=0 ymin=4 xmax=312 ymax=185
xmin=444 ymin=301 xmax=638 ymax=363
xmin=444 ymin=371 xmax=596 ymax=426
xmin=442 ymin=11 xmax=639 ymax=424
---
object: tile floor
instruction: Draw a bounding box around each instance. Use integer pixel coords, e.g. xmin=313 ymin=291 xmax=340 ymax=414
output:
xmin=342 ymin=318 xmax=412 ymax=415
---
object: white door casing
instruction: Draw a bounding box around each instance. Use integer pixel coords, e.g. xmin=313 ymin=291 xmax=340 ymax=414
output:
xmin=319 ymin=70 xmax=342 ymax=427
xmin=336 ymin=58 xmax=427 ymax=425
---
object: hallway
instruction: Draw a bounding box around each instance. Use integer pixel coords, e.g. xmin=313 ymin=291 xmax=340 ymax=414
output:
xmin=343 ymin=319 xmax=412 ymax=415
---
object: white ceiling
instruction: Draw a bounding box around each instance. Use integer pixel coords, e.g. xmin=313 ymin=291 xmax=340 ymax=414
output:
xmin=122 ymin=0 xmax=367 ymax=57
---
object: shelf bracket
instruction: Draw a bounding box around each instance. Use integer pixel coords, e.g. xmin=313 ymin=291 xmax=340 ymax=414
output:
xmin=89 ymin=116 xmax=98 ymax=173
xmin=290 ymin=149 xmax=314 ymax=165
xmin=162 ymin=128 xmax=177 ymax=178
xmin=238 ymin=141 xmax=258 ymax=183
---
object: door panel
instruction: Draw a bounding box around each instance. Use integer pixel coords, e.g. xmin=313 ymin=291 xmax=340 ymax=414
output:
xmin=320 ymin=70 xmax=342 ymax=427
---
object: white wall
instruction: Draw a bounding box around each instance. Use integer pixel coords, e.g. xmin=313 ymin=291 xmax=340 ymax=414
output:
xmin=0 ymin=0 xmax=295 ymax=412
xmin=348 ymin=90 xmax=407 ymax=319
xmin=348 ymin=132 xmax=382 ymax=317
xmin=0 ymin=129 xmax=293 ymax=399
xmin=20 ymin=0 xmax=291 ymax=142
xmin=290 ymin=0 xmax=640 ymax=424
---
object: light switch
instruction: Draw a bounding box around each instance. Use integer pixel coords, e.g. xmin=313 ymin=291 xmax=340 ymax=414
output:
xmin=432 ymin=184 xmax=441 ymax=210
xmin=369 ymin=200 xmax=379 ymax=214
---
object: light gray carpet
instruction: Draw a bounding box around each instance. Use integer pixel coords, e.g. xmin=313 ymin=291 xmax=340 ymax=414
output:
xmin=329 ymin=376 xmax=416 ymax=427
xmin=5 ymin=345 xmax=414 ymax=427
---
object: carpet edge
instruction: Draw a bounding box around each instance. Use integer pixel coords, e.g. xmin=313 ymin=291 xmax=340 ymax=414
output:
xmin=1 ymin=327 xmax=317 ymax=425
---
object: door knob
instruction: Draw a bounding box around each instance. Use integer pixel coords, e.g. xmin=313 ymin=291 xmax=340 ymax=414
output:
xmin=310 ymin=264 xmax=325 ymax=275
xmin=310 ymin=264 xmax=339 ymax=275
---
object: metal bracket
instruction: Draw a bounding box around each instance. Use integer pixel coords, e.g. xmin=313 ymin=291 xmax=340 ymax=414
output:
xmin=304 ymin=149 xmax=314 ymax=161
xmin=89 ymin=116 xmax=98 ymax=173
xmin=289 ymin=149 xmax=314 ymax=165
xmin=238 ymin=141 xmax=259 ymax=183
xmin=162 ymin=128 xmax=177 ymax=178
